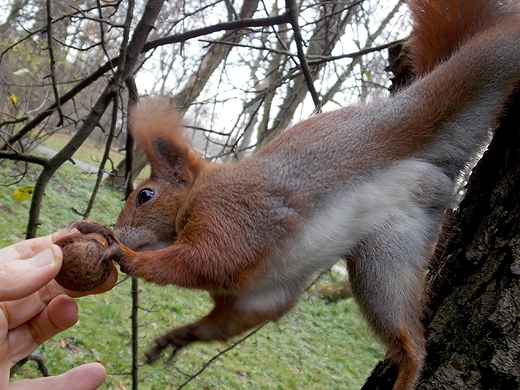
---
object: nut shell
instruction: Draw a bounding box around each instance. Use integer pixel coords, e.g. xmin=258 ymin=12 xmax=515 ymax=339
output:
xmin=55 ymin=232 xmax=112 ymax=292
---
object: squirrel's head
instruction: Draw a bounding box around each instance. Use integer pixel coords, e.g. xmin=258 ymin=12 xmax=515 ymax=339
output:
xmin=114 ymin=98 xmax=207 ymax=251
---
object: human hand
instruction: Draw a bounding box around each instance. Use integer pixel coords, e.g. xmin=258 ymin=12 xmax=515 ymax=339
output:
xmin=0 ymin=230 xmax=118 ymax=389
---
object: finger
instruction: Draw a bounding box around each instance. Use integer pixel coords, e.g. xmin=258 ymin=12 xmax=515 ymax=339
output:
xmin=0 ymin=245 xmax=63 ymax=302
xmin=0 ymin=230 xmax=82 ymax=301
xmin=0 ymin=230 xmax=69 ymax=261
xmin=40 ymin=294 xmax=79 ymax=337
xmin=0 ymin=264 xmax=118 ymax=331
xmin=9 ymin=362 xmax=106 ymax=390
xmin=5 ymin=295 xmax=78 ymax=363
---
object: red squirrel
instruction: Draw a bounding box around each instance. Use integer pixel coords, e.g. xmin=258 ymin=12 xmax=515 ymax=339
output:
xmin=73 ymin=0 xmax=520 ymax=388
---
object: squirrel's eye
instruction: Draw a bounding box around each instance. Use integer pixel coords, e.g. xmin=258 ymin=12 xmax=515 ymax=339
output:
xmin=136 ymin=188 xmax=154 ymax=206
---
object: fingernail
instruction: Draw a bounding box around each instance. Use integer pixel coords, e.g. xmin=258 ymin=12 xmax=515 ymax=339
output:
xmin=29 ymin=248 xmax=56 ymax=268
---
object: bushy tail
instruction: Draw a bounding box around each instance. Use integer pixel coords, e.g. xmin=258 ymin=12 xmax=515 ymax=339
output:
xmin=409 ymin=0 xmax=514 ymax=76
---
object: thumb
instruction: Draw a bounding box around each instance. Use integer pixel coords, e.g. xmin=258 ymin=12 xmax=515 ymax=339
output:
xmin=0 ymin=245 xmax=62 ymax=302
xmin=9 ymin=362 xmax=106 ymax=390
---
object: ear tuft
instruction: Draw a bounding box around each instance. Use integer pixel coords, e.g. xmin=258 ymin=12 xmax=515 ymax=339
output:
xmin=129 ymin=97 xmax=207 ymax=182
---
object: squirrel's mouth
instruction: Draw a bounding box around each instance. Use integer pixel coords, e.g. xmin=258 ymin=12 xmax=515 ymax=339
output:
xmin=114 ymin=227 xmax=174 ymax=252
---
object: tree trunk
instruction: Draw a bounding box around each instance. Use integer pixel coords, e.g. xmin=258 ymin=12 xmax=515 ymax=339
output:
xmin=362 ymin=86 xmax=520 ymax=388
xmin=418 ymin=89 xmax=520 ymax=389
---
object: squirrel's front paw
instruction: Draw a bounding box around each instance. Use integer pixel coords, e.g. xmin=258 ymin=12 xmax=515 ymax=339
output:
xmin=69 ymin=220 xmax=118 ymax=245
xmin=69 ymin=221 xmax=137 ymax=276
xmin=101 ymin=244 xmax=135 ymax=276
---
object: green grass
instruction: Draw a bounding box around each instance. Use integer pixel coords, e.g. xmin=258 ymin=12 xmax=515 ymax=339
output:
xmin=0 ymin=159 xmax=123 ymax=245
xmin=0 ymin=144 xmax=383 ymax=389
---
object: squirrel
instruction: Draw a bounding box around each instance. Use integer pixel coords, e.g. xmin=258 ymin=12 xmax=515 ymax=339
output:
xmin=73 ymin=0 xmax=520 ymax=388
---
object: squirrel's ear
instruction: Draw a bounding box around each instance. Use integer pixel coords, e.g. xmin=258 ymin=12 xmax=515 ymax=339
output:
xmin=129 ymin=98 xmax=206 ymax=184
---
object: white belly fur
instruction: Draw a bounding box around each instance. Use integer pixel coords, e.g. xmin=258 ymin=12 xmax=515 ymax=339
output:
xmin=237 ymin=158 xmax=453 ymax=313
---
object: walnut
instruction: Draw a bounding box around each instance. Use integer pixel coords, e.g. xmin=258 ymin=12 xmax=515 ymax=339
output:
xmin=54 ymin=232 xmax=113 ymax=292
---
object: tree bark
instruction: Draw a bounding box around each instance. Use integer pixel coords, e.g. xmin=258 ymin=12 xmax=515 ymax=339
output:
xmin=418 ymin=89 xmax=520 ymax=389
xmin=362 ymin=75 xmax=520 ymax=389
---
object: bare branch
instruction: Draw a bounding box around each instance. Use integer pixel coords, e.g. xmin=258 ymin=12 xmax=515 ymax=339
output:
xmin=0 ymin=116 xmax=29 ymax=130
xmin=309 ymin=39 xmax=405 ymax=65
xmin=25 ymin=0 xmax=167 ymax=239
xmin=198 ymin=38 xmax=404 ymax=67
xmin=1 ymin=60 xmax=116 ymax=151
xmin=175 ymin=324 xmax=268 ymax=389
xmin=45 ymin=0 xmax=64 ymax=126
xmin=0 ymin=151 xmax=49 ymax=166
xmin=142 ymin=13 xmax=291 ymax=52
xmin=285 ymin=0 xmax=321 ymax=109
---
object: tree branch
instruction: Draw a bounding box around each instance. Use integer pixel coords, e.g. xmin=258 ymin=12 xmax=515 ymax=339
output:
xmin=308 ymin=39 xmax=405 ymax=65
xmin=25 ymin=0 xmax=167 ymax=239
xmin=285 ymin=0 xmax=321 ymax=110
xmin=1 ymin=60 xmax=116 ymax=151
xmin=175 ymin=324 xmax=268 ymax=389
xmin=45 ymin=0 xmax=64 ymax=126
xmin=0 ymin=116 xmax=29 ymax=130
xmin=142 ymin=13 xmax=291 ymax=52
xmin=0 ymin=151 xmax=49 ymax=166
xmin=1 ymin=10 xmax=292 ymax=152
xmin=197 ymin=38 xmax=404 ymax=66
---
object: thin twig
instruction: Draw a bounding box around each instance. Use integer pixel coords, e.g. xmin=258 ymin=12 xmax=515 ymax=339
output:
xmin=198 ymin=37 xmax=404 ymax=66
xmin=198 ymin=38 xmax=293 ymax=56
xmin=285 ymin=0 xmax=321 ymax=110
xmin=0 ymin=151 xmax=49 ymax=166
xmin=176 ymin=324 xmax=268 ymax=389
xmin=2 ymin=10 xmax=293 ymax=152
xmin=170 ymin=268 xmax=334 ymax=389
xmin=0 ymin=116 xmax=28 ymax=130
xmin=45 ymin=0 xmax=64 ymax=126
